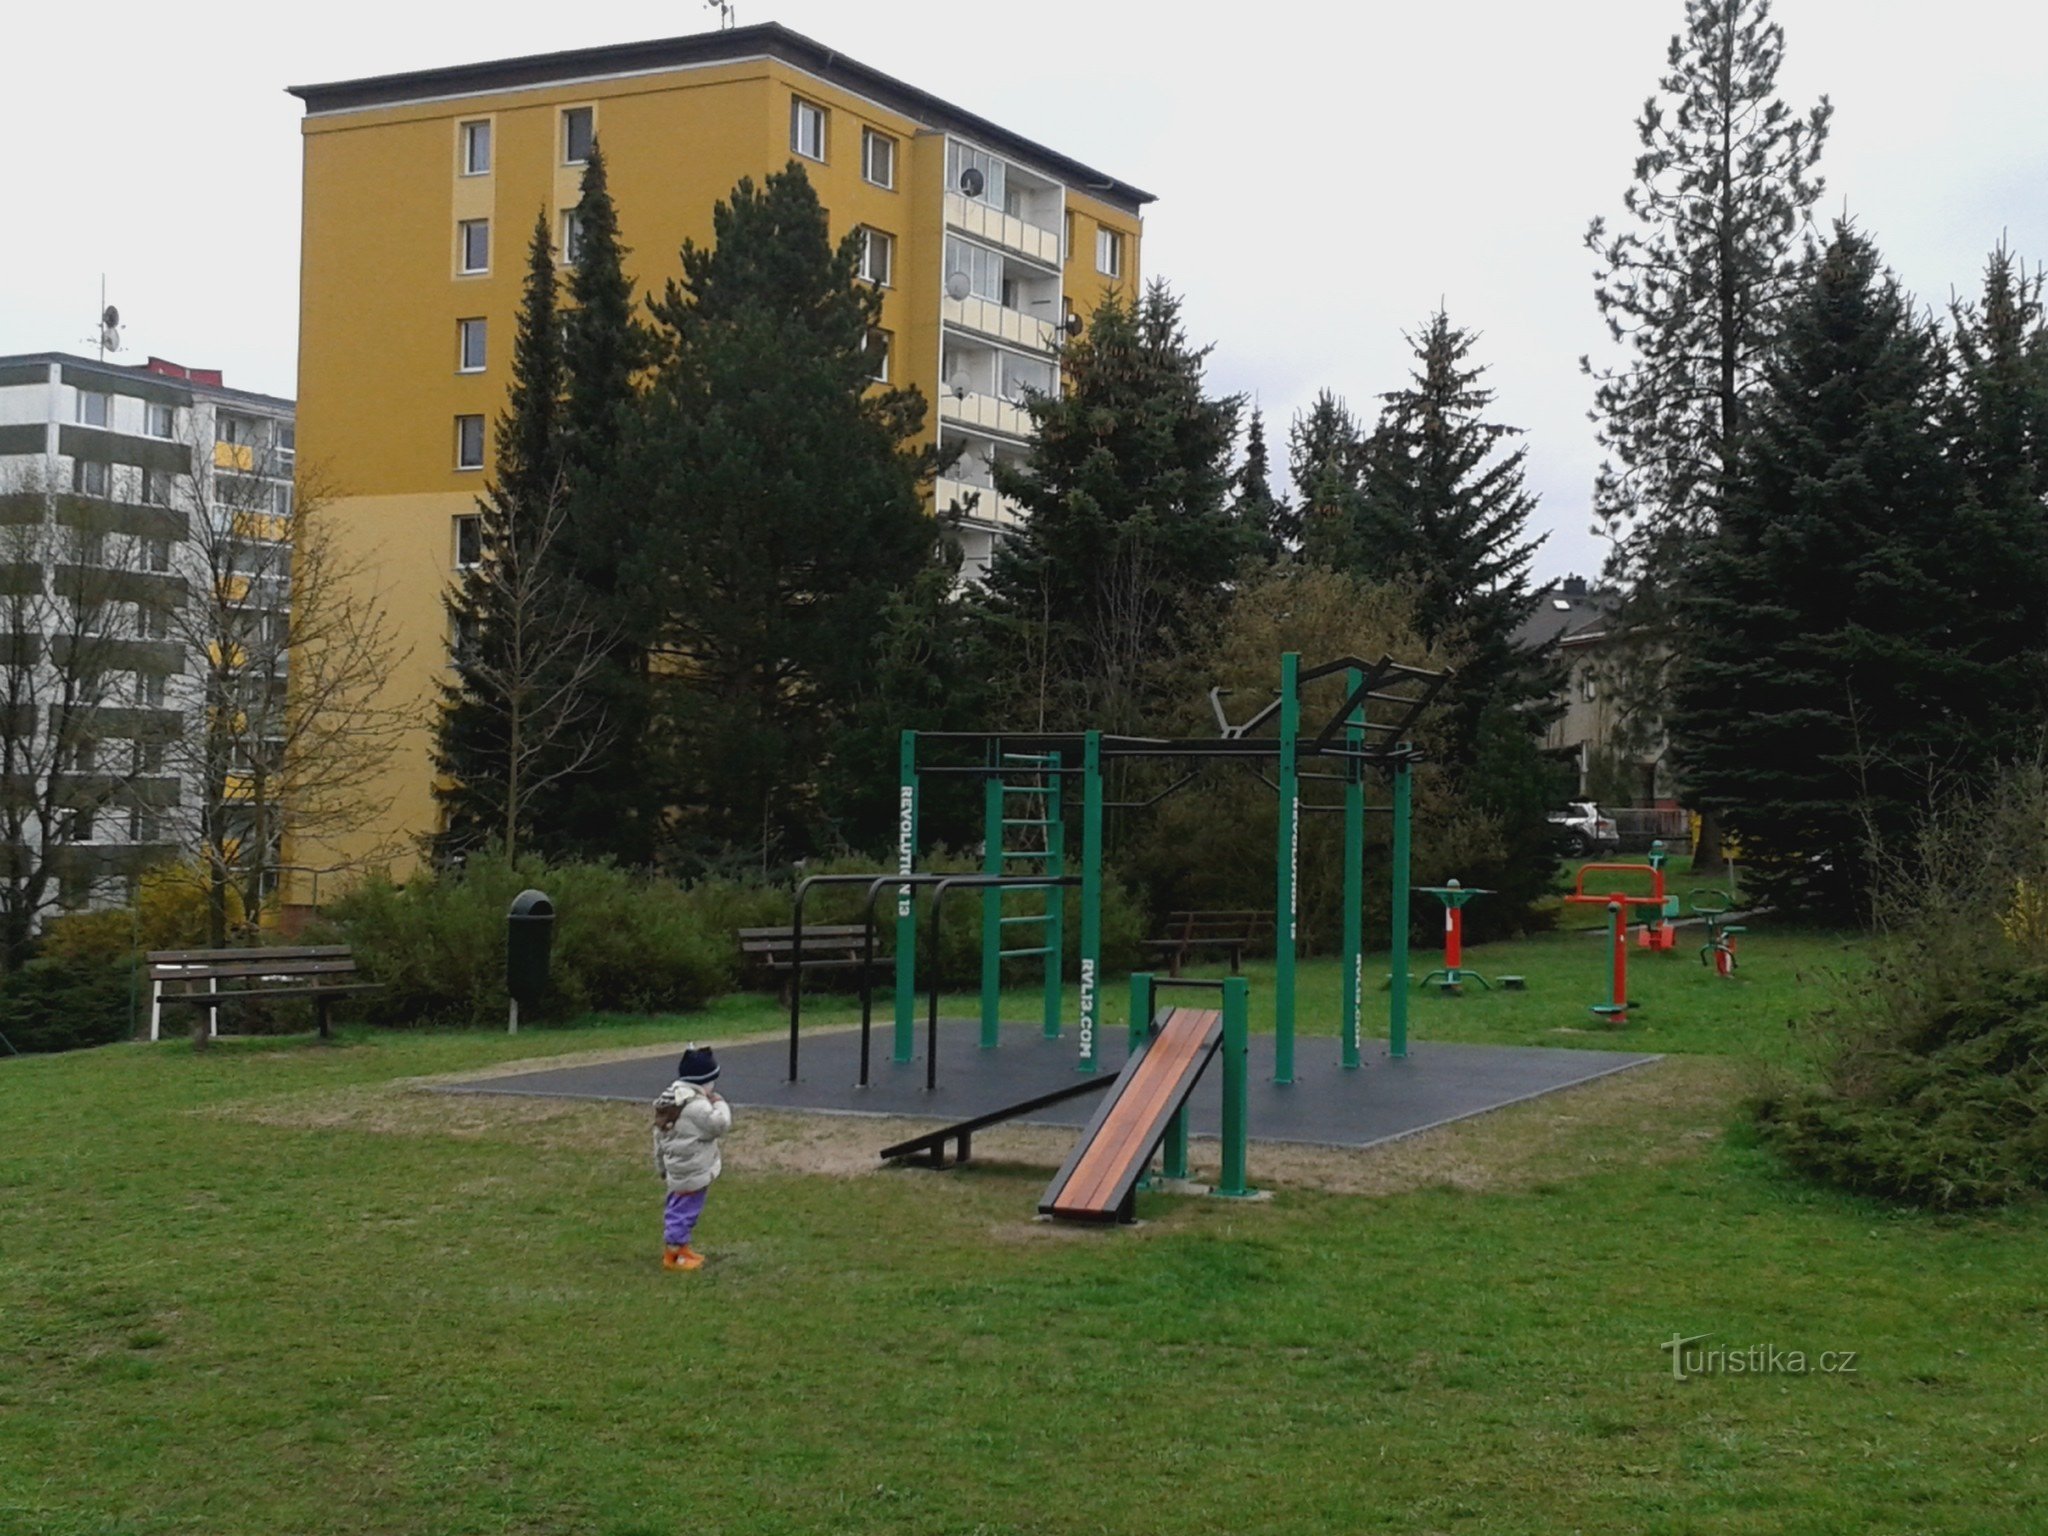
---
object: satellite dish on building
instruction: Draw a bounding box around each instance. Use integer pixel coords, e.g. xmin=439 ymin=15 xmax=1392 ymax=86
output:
xmin=1064 ymin=312 xmax=1084 ymax=338
xmin=945 ymin=269 xmax=972 ymax=302
xmin=102 ymin=305 xmax=120 ymax=329
xmin=959 ymin=166 xmax=985 ymax=198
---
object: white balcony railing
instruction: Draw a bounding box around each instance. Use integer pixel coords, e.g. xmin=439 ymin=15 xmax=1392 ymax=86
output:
xmin=938 ymin=391 xmax=1033 ymax=440
xmin=942 ymin=294 xmax=1058 ymax=354
xmin=936 ymin=475 xmax=1028 ymax=532
xmin=944 ymin=192 xmax=1062 ymax=268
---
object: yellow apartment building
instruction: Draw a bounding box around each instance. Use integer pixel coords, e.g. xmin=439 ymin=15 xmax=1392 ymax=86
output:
xmin=285 ymin=22 xmax=1150 ymax=897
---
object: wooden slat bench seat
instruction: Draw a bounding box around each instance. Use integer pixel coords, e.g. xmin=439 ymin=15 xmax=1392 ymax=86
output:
xmin=1141 ymin=910 xmax=1275 ymax=977
xmin=737 ymin=925 xmax=887 ymax=1002
xmin=1038 ymin=1006 xmax=1224 ymax=1223
xmin=147 ymin=945 xmax=380 ymax=1041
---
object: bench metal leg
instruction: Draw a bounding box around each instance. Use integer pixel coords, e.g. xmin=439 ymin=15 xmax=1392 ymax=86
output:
xmin=316 ymin=995 xmax=332 ymax=1041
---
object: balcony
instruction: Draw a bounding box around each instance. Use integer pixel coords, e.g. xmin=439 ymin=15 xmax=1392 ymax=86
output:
xmin=944 ymin=192 xmax=1060 ymax=268
xmin=938 ymin=390 xmax=1033 ymax=440
xmin=935 ymin=475 xmax=1027 ymax=533
xmin=942 ymin=294 xmax=1058 ymax=354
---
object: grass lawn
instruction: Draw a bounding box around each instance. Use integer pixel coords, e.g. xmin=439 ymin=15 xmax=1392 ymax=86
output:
xmin=5 ymin=929 xmax=2046 ymax=1535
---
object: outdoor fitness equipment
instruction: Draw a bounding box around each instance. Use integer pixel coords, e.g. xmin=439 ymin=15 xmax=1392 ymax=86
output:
xmin=1417 ymin=879 xmax=1492 ymax=994
xmin=1634 ymin=839 xmax=1682 ymax=953
xmin=884 ymin=651 xmax=1449 ymax=1085
xmin=1692 ymin=889 xmax=1745 ymax=977
xmin=1565 ymin=862 xmax=1668 ymax=1023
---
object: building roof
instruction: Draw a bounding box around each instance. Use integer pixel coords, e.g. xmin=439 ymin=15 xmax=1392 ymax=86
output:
xmin=1514 ymin=579 xmax=1620 ymax=651
xmin=286 ymin=22 xmax=1156 ymax=214
xmin=0 ymin=351 xmax=293 ymax=414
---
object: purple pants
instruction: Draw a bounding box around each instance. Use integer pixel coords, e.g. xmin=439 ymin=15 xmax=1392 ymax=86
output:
xmin=664 ymin=1188 xmax=707 ymax=1245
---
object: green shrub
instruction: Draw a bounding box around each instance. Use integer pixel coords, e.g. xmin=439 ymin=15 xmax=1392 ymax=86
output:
xmin=0 ymin=957 xmax=138 ymax=1054
xmin=1754 ymin=764 xmax=2048 ymax=1208
xmin=329 ymin=852 xmax=728 ymax=1027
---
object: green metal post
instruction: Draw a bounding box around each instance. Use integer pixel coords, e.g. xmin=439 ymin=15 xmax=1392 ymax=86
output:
xmin=893 ymin=730 xmax=920 ymax=1064
xmin=1043 ymin=761 xmax=1065 ymax=1039
xmin=1077 ymin=730 xmax=1103 ymax=1074
xmin=1389 ymin=751 xmax=1413 ymax=1059
xmin=980 ymin=757 xmax=1003 ymax=1049
xmin=1214 ymin=975 xmax=1253 ymax=1198
xmin=1341 ymin=666 xmax=1365 ymax=1071
xmin=1274 ymin=652 xmax=1300 ymax=1084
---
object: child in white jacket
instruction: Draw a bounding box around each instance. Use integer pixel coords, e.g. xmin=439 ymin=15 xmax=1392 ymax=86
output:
xmin=652 ymin=1045 xmax=731 ymax=1272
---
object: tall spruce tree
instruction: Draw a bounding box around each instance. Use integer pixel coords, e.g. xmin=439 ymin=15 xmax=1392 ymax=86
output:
xmin=1287 ymin=391 xmax=1366 ymax=569
xmin=1231 ymin=407 xmax=1291 ymax=558
xmin=609 ymin=164 xmax=937 ymax=866
xmin=1942 ymin=242 xmax=2048 ymax=737
xmin=978 ymin=282 xmax=1247 ymax=731
xmin=1668 ymin=224 xmax=1975 ymax=909
xmin=539 ymin=141 xmax=663 ymax=862
xmin=1351 ymin=309 xmax=1560 ymax=918
xmin=1585 ymin=0 xmax=1830 ymax=864
xmin=435 ymin=212 xmax=572 ymax=857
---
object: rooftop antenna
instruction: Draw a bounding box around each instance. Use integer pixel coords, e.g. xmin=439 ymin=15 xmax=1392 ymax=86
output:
xmin=704 ymin=0 xmax=735 ymax=27
xmin=84 ymin=275 xmax=123 ymax=361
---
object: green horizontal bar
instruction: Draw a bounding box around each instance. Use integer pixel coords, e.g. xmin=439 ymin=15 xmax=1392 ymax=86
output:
xmin=1001 ymin=850 xmax=1052 ymax=860
xmin=1001 ymin=786 xmax=1046 ymax=795
xmin=997 ymin=946 xmax=1054 ymax=959
xmin=999 ymin=914 xmax=1050 ymax=926
xmin=1001 ymin=818 xmax=1052 ymax=827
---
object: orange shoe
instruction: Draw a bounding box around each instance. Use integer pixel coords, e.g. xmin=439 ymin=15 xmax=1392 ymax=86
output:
xmin=662 ymin=1244 xmax=688 ymax=1271
xmin=678 ymin=1244 xmax=706 ymax=1271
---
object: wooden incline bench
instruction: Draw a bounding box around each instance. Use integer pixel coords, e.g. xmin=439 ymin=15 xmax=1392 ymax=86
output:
xmin=737 ymin=925 xmax=886 ymax=1003
xmin=1038 ymin=1006 xmax=1225 ymax=1223
xmin=1141 ymin=910 xmax=1274 ymax=977
xmin=147 ymin=946 xmax=380 ymax=1041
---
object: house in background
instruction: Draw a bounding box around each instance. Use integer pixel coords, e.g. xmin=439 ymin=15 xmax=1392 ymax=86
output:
xmin=1517 ymin=576 xmax=1676 ymax=821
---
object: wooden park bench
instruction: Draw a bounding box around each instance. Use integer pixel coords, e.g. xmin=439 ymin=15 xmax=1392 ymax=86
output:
xmin=1141 ymin=910 xmax=1275 ymax=978
xmin=737 ymin=924 xmax=888 ymax=1003
xmin=147 ymin=945 xmax=380 ymax=1041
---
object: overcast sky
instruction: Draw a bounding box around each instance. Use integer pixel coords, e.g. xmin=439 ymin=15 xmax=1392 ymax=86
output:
xmin=9 ymin=0 xmax=2046 ymax=581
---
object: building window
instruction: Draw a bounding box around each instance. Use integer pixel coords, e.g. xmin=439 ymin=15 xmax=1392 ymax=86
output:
xmin=72 ymin=807 xmax=94 ymax=843
xmin=75 ymin=391 xmax=109 ymax=428
xmin=216 ymin=414 xmax=253 ymax=446
xmin=130 ymin=809 xmax=160 ymax=844
xmin=460 ymin=119 xmax=492 ymax=176
xmin=862 ymin=128 xmax=896 ymax=188
xmin=458 ymin=318 xmax=487 ymax=372
xmin=1096 ymin=227 xmax=1124 ymax=278
xmin=791 ymin=97 xmax=826 ymax=161
xmin=145 ymin=402 xmax=175 ymax=439
xmin=455 ymin=415 xmax=485 ymax=470
xmin=1063 ymin=211 xmax=1075 ymax=263
xmin=134 ymin=738 xmax=165 ymax=773
xmin=138 ymin=673 xmax=166 ymax=708
xmin=277 ymin=423 xmax=295 ymax=463
xmin=71 ymin=460 xmax=110 ymax=498
xmin=561 ymin=208 xmax=585 ymax=267
xmin=141 ymin=468 xmax=172 ymax=506
xmin=865 ymin=328 xmax=892 ymax=384
xmin=562 ymin=106 xmax=594 ymax=165
xmin=858 ymin=227 xmax=893 ymax=287
xmin=947 ymin=141 xmax=1006 ymax=207
xmin=454 ymin=514 xmax=482 ymax=568
xmin=944 ymin=238 xmax=1004 ymax=304
xmin=145 ymin=537 xmax=171 ymax=573
xmin=1580 ymin=670 xmax=1598 ymax=702
xmin=271 ymin=482 xmax=294 ymax=519
xmin=459 ymin=219 xmax=490 ymax=275
xmin=134 ymin=601 xmax=169 ymax=641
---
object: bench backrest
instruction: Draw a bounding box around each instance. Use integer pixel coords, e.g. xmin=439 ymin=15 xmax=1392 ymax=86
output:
xmin=146 ymin=946 xmax=357 ymax=985
xmin=736 ymin=925 xmax=870 ymax=958
xmin=1161 ymin=911 xmax=1275 ymax=942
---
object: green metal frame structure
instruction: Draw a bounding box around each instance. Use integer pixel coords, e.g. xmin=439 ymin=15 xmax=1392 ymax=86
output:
xmin=888 ymin=651 xmax=1450 ymax=1079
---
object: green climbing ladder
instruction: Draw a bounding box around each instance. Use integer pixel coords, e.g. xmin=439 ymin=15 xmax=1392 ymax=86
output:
xmin=982 ymin=750 xmax=1066 ymax=1047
